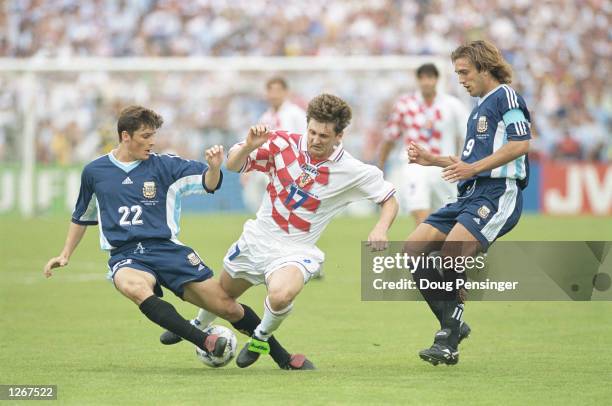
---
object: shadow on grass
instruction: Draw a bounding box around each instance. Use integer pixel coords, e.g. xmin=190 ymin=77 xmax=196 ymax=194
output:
xmin=75 ymin=364 xmax=320 ymax=377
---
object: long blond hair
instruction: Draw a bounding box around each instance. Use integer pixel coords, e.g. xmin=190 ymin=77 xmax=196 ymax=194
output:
xmin=451 ymin=40 xmax=513 ymax=84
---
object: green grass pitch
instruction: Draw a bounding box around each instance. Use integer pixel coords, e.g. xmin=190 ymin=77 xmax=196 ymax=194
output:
xmin=1 ymin=214 xmax=611 ymax=405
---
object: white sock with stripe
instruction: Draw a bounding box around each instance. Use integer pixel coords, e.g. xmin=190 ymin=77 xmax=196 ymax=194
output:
xmin=451 ymin=303 xmax=464 ymax=323
xmin=193 ymin=308 xmax=217 ymax=329
xmin=253 ymin=296 xmax=293 ymax=340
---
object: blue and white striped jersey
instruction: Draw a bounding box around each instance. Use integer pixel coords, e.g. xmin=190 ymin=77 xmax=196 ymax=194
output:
xmin=460 ymin=84 xmax=531 ymax=189
xmin=71 ymin=152 xmax=221 ymax=250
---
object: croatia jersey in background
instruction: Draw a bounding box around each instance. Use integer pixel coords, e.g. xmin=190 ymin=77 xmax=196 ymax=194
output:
xmin=384 ymin=92 xmax=468 ymax=157
xmin=259 ymin=100 xmax=307 ymax=134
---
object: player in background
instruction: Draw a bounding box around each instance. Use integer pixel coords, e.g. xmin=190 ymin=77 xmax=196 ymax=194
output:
xmin=259 ymin=77 xmax=307 ymax=137
xmin=242 ymin=77 xmax=307 ymax=213
xmin=405 ymin=41 xmax=531 ymax=366
xmin=43 ymin=106 xmax=304 ymax=369
xmin=161 ymin=94 xmax=398 ymax=369
xmin=379 ymin=63 xmax=468 ymax=225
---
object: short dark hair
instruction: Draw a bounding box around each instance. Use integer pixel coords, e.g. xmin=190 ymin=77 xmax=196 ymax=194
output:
xmin=416 ymin=63 xmax=439 ymax=78
xmin=306 ymin=93 xmax=352 ymax=134
xmin=266 ymin=76 xmax=288 ymax=90
xmin=117 ymin=105 xmax=163 ymax=141
xmin=451 ymin=40 xmax=512 ymax=84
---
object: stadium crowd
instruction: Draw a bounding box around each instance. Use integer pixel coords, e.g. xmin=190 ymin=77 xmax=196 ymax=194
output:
xmin=0 ymin=0 xmax=609 ymax=164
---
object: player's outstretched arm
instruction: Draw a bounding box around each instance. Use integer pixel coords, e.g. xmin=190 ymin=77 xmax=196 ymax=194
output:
xmin=407 ymin=141 xmax=458 ymax=168
xmin=226 ymin=125 xmax=270 ymax=172
xmin=204 ymin=144 xmax=224 ymax=191
xmin=442 ymin=139 xmax=530 ymax=183
xmin=43 ymin=222 xmax=88 ymax=278
xmin=366 ymin=195 xmax=399 ymax=251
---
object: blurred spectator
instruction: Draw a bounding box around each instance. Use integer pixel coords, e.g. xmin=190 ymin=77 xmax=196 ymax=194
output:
xmin=552 ymin=131 xmax=582 ymax=161
xmin=0 ymin=0 xmax=609 ymax=164
xmin=571 ymin=109 xmax=608 ymax=161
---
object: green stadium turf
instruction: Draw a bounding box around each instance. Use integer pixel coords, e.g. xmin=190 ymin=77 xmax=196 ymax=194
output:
xmin=1 ymin=214 xmax=611 ymax=405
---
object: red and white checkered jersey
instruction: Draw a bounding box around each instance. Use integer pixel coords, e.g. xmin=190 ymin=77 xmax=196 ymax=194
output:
xmin=383 ymin=92 xmax=468 ymax=158
xmin=258 ymin=101 xmax=307 ymax=134
xmin=230 ymin=131 xmax=396 ymax=246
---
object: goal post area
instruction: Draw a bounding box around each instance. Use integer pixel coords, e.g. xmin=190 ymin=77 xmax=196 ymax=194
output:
xmin=0 ymin=56 xmax=452 ymax=216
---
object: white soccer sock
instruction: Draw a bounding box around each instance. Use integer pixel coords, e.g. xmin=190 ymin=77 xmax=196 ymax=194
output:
xmin=193 ymin=308 xmax=217 ymax=329
xmin=253 ymin=296 xmax=293 ymax=340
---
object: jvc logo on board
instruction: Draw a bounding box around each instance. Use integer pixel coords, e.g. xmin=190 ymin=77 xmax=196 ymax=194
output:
xmin=543 ymin=163 xmax=612 ymax=215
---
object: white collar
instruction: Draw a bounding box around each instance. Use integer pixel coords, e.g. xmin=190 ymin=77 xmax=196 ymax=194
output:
xmin=108 ymin=149 xmax=141 ymax=173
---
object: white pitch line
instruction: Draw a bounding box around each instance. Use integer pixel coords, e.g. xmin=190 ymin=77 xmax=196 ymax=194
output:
xmin=2 ymin=259 xmax=104 ymax=271
xmin=1 ymin=259 xmax=109 ymax=284
xmin=7 ymin=273 xmax=109 ymax=285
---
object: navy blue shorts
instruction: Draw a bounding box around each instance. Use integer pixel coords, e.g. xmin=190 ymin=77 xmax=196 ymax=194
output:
xmin=424 ymin=178 xmax=523 ymax=250
xmin=107 ymin=239 xmax=213 ymax=298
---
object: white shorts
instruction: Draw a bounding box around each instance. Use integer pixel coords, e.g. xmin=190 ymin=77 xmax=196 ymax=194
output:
xmin=223 ymin=220 xmax=324 ymax=286
xmin=390 ymin=163 xmax=457 ymax=213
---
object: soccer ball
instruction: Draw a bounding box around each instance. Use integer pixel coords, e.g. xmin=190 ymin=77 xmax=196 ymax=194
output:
xmin=195 ymin=325 xmax=237 ymax=368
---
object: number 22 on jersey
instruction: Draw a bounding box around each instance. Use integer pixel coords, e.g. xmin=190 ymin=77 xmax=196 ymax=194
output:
xmin=118 ymin=205 xmax=143 ymax=226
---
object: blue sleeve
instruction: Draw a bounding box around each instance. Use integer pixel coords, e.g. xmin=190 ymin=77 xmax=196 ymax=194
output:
xmin=164 ymin=154 xmax=208 ymax=181
xmin=163 ymin=154 xmax=223 ymax=196
xmin=498 ymin=86 xmax=532 ymax=141
xmin=71 ymin=166 xmax=98 ymax=225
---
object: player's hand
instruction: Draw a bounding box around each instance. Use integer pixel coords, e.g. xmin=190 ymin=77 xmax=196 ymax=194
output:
xmin=407 ymin=142 xmax=434 ymax=166
xmin=366 ymin=228 xmax=389 ymax=252
xmin=43 ymin=255 xmax=68 ymax=278
xmin=205 ymin=145 xmax=225 ymax=170
xmin=442 ymin=160 xmax=477 ymax=182
xmin=246 ymin=125 xmax=270 ymax=150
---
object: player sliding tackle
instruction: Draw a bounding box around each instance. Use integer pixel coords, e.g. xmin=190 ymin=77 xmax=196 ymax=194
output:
xmin=161 ymin=94 xmax=399 ymax=368
xmin=43 ymin=106 xmax=304 ymax=370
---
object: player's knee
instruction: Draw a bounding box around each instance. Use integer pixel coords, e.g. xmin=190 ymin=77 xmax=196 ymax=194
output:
xmin=218 ymin=300 xmax=243 ymax=322
xmin=267 ymin=289 xmax=294 ymax=312
xmin=439 ymin=245 xmax=456 ymax=259
xmin=404 ymin=224 xmax=444 ymax=256
xmin=414 ymin=212 xmax=429 ymax=225
xmin=117 ymin=279 xmax=153 ymax=304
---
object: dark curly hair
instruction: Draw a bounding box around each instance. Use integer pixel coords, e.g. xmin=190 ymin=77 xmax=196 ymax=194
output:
xmin=117 ymin=105 xmax=164 ymax=141
xmin=306 ymin=93 xmax=352 ymax=134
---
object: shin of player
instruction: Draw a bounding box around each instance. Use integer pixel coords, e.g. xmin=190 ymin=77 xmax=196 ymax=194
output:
xmin=160 ymin=266 xmax=303 ymax=370
xmin=253 ymin=264 xmax=302 ymax=340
